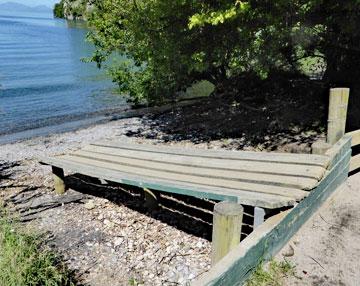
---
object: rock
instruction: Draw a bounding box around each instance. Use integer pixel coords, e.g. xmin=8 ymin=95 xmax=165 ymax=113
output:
xmin=114 ymin=237 xmax=124 ymax=247
xmin=84 ymin=199 xmax=96 ymax=210
xmin=282 ymin=244 xmax=295 ymax=257
xmin=85 ymin=241 xmax=93 ymax=247
xmin=103 ymin=219 xmax=115 ymax=228
xmin=196 ymin=241 xmax=203 ymax=248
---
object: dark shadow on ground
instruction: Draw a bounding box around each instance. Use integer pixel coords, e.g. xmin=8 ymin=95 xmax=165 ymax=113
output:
xmin=127 ymin=79 xmax=328 ymax=153
xmin=65 ymin=174 xmax=255 ymax=241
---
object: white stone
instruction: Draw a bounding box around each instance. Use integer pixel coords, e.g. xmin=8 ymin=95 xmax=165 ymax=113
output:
xmin=114 ymin=237 xmax=124 ymax=247
xmin=84 ymin=200 xmax=96 ymax=210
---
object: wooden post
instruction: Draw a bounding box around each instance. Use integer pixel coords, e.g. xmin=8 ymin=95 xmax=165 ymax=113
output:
xmin=327 ymin=88 xmax=350 ymax=145
xmin=254 ymin=207 xmax=266 ymax=229
xmin=212 ymin=201 xmax=243 ymax=265
xmin=52 ymin=166 xmax=66 ymax=194
xmin=143 ymin=188 xmax=159 ymax=211
xmin=311 ymin=140 xmax=332 ymax=155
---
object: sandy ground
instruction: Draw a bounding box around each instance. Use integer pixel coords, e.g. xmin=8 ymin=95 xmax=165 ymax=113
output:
xmin=277 ymin=173 xmax=360 ymax=286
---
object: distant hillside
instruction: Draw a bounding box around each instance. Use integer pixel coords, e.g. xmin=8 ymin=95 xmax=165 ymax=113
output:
xmin=0 ymin=2 xmax=51 ymax=12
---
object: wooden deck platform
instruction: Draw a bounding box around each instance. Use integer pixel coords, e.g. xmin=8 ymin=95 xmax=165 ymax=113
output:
xmin=41 ymin=141 xmax=331 ymax=209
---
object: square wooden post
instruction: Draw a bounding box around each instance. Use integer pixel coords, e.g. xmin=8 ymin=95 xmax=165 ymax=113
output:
xmin=327 ymin=88 xmax=350 ymax=145
xmin=254 ymin=207 xmax=266 ymax=229
xmin=52 ymin=166 xmax=66 ymax=194
xmin=211 ymin=201 xmax=243 ymax=265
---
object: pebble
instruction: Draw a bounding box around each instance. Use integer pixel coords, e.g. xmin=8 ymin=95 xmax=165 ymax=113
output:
xmin=84 ymin=199 xmax=96 ymax=210
xmin=114 ymin=237 xmax=124 ymax=247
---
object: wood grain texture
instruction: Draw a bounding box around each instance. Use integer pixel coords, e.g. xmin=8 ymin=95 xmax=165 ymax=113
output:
xmin=92 ymin=141 xmax=330 ymax=166
xmin=40 ymin=141 xmax=334 ymax=208
xmin=212 ymin=202 xmax=243 ymax=265
xmin=42 ymin=155 xmax=297 ymax=208
xmin=193 ymin=140 xmax=351 ymax=286
xmin=327 ymin=88 xmax=349 ymax=145
xmin=83 ymin=145 xmax=326 ymax=180
xmin=78 ymin=147 xmax=322 ymax=189
xmin=52 ymin=154 xmax=309 ymax=200
xmin=325 ymin=135 xmax=352 ymax=169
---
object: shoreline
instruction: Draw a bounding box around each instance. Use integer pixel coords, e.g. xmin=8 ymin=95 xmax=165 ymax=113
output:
xmin=0 ymin=98 xmax=201 ymax=147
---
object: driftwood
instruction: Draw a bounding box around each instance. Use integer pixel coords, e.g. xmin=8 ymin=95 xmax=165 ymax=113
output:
xmin=16 ymin=193 xmax=87 ymax=222
xmin=3 ymin=181 xmax=87 ymax=222
xmin=5 ymin=186 xmax=39 ymax=204
xmin=0 ymin=161 xmax=19 ymax=179
xmin=17 ymin=193 xmax=86 ymax=213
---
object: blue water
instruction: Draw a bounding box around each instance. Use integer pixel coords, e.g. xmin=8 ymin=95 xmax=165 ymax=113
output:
xmin=0 ymin=10 xmax=128 ymax=143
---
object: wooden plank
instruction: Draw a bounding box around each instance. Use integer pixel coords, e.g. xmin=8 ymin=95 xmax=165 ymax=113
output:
xmin=193 ymin=146 xmax=351 ymax=285
xmin=74 ymin=149 xmax=319 ymax=190
xmin=58 ymin=154 xmax=309 ymax=200
xmin=325 ymin=135 xmax=352 ymax=169
xmin=346 ymin=129 xmax=360 ymax=147
xmin=41 ymin=157 xmax=297 ymax=208
xmin=350 ymin=154 xmax=360 ymax=172
xmin=93 ymin=141 xmax=330 ymax=167
xmin=82 ymin=145 xmax=326 ymax=180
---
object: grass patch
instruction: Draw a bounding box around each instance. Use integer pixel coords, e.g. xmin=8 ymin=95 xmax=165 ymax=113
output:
xmin=0 ymin=210 xmax=75 ymax=286
xmin=246 ymin=260 xmax=295 ymax=286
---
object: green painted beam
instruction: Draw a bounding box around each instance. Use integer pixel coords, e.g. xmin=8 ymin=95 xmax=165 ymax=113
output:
xmin=194 ymin=136 xmax=351 ymax=286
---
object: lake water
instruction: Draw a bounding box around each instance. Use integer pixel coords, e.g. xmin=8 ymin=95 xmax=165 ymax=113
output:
xmin=0 ymin=10 xmax=128 ymax=144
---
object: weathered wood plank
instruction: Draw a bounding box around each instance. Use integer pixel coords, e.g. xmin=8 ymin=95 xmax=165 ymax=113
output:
xmin=346 ymin=129 xmax=360 ymax=147
xmin=41 ymin=157 xmax=296 ymax=208
xmin=350 ymin=154 xmax=360 ymax=172
xmin=58 ymin=154 xmax=309 ymax=200
xmin=93 ymin=141 xmax=330 ymax=167
xmin=82 ymin=145 xmax=326 ymax=180
xmin=325 ymin=135 xmax=352 ymax=169
xmin=193 ymin=147 xmax=351 ymax=285
xmin=74 ymin=149 xmax=319 ymax=190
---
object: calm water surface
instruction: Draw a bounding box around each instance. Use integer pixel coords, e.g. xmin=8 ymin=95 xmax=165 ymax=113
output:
xmin=0 ymin=10 xmax=128 ymax=143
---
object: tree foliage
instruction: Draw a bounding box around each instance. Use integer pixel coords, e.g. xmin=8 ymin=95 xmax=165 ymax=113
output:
xmin=87 ymin=0 xmax=360 ymax=105
xmin=53 ymin=1 xmax=65 ymax=18
xmin=54 ymin=0 xmax=91 ymax=20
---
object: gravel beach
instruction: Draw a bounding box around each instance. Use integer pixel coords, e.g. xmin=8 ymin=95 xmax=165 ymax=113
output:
xmin=0 ymin=106 xmax=325 ymax=285
xmin=0 ymin=116 xmax=213 ymax=286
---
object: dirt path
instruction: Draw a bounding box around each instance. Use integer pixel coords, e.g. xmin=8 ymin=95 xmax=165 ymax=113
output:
xmin=277 ymin=173 xmax=360 ymax=286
